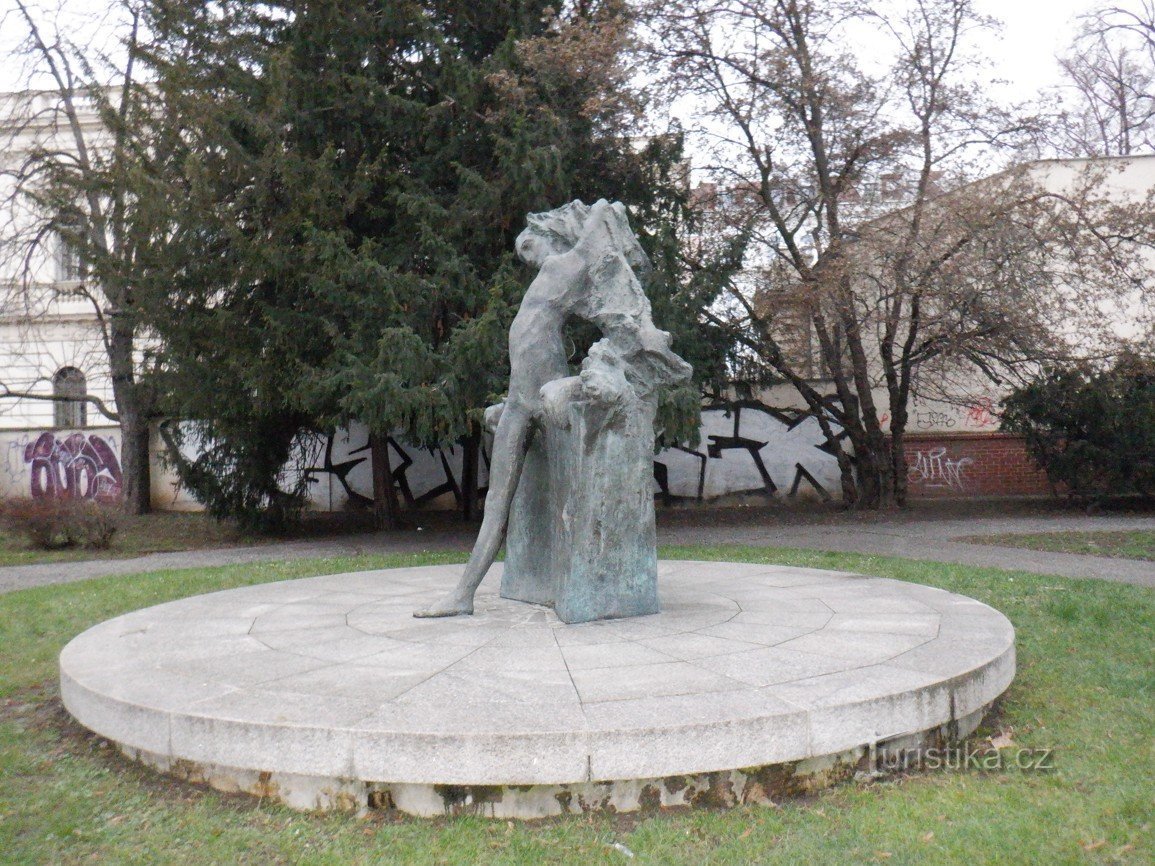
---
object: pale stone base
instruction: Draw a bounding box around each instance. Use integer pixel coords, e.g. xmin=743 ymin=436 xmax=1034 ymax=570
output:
xmin=60 ymin=562 xmax=1015 ymax=818
xmin=115 ymin=704 xmax=989 ymax=817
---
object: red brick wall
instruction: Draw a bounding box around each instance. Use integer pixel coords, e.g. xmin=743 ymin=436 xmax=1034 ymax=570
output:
xmin=901 ymin=433 xmax=1051 ymax=498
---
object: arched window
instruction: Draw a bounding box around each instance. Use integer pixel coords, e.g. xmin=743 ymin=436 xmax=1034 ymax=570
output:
xmin=53 ymin=367 xmax=87 ymax=428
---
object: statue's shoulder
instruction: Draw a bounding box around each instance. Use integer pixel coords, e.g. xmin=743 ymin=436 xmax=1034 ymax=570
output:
xmin=529 ymin=249 xmax=586 ymax=288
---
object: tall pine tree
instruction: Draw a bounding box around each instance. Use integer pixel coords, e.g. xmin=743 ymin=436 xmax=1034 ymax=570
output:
xmin=138 ymin=0 xmax=709 ymax=529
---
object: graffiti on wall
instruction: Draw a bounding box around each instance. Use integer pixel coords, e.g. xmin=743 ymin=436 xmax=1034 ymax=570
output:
xmin=965 ymin=398 xmax=997 ymax=427
xmin=151 ymin=401 xmax=851 ymax=513
xmin=298 ymin=426 xmax=490 ymax=511
xmin=914 ymin=410 xmax=958 ymax=430
xmin=907 ymin=447 xmax=973 ymax=492
xmin=20 ymin=431 xmax=122 ymax=501
xmin=386 ymin=437 xmax=489 ymax=508
xmin=911 ymin=396 xmax=999 ymax=432
xmin=301 ymin=431 xmax=373 ymax=509
xmin=654 ymin=401 xmax=844 ymax=503
xmin=297 ymin=403 xmax=845 ymax=512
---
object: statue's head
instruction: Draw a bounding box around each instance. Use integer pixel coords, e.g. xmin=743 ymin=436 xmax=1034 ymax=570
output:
xmin=517 ymin=199 xmax=653 ymax=284
xmin=516 ymin=200 xmax=591 ymax=267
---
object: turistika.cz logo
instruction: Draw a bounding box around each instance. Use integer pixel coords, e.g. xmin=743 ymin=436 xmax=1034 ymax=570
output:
xmin=880 ymin=746 xmax=1055 ymax=773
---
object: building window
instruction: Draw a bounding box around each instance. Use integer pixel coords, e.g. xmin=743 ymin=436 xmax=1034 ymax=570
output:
xmin=53 ymin=367 xmax=87 ymax=428
xmin=56 ymin=231 xmax=85 ymax=282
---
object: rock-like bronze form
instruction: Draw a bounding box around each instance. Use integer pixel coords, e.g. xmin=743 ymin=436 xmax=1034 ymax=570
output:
xmin=415 ymin=199 xmax=691 ymax=623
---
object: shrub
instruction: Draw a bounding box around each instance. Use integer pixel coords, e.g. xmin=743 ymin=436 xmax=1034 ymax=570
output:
xmin=71 ymin=500 xmax=119 ymax=549
xmin=1001 ymin=352 xmax=1155 ymax=503
xmin=161 ymin=418 xmax=309 ymax=535
xmin=0 ymin=498 xmax=120 ymax=550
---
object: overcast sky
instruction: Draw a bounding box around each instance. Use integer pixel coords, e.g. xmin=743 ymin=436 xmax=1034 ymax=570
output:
xmin=0 ymin=0 xmax=1121 ymax=103
xmin=973 ymin=0 xmax=1103 ymax=100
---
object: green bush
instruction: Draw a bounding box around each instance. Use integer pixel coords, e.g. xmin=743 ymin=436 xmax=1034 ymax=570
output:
xmin=1001 ymin=352 xmax=1155 ymax=502
xmin=0 ymin=498 xmax=119 ymax=550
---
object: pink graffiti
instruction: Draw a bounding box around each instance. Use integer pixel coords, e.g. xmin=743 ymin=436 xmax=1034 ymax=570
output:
xmin=23 ymin=432 xmax=122 ymax=502
xmin=965 ymin=398 xmax=997 ymax=427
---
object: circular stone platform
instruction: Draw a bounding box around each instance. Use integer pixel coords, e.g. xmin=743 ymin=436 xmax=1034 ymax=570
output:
xmin=60 ymin=561 xmax=1015 ymax=817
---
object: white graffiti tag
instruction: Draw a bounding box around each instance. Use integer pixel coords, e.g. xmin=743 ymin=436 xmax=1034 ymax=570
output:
xmin=907 ymin=447 xmax=974 ymax=491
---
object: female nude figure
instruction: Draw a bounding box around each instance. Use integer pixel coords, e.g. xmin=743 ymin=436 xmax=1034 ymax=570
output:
xmin=415 ymin=198 xmax=688 ymax=617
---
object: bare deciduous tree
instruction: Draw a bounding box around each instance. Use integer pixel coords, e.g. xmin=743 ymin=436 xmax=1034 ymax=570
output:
xmin=1049 ymin=4 xmax=1155 ymax=156
xmin=0 ymin=0 xmax=162 ymax=513
xmin=646 ymin=0 xmax=1154 ymax=507
xmin=1093 ymin=2 xmax=1155 ymax=58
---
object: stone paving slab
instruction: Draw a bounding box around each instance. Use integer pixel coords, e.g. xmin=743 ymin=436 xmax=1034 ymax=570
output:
xmin=61 ymin=560 xmax=1015 ymax=809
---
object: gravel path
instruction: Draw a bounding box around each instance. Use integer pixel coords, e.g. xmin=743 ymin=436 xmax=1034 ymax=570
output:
xmin=2 ymin=503 xmax=1152 ymax=595
xmin=667 ymin=514 xmax=1155 ymax=587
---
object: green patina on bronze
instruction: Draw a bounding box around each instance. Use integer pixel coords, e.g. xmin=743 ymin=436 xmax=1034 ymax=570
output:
xmin=416 ymin=200 xmax=691 ymax=623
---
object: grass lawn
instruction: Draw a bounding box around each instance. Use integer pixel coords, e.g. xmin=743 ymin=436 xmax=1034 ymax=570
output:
xmin=960 ymin=530 xmax=1155 ymax=562
xmin=0 ymin=547 xmax=1151 ymax=865
xmin=0 ymin=512 xmax=269 ymax=567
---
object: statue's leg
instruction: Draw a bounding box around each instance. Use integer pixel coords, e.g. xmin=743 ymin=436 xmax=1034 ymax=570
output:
xmin=414 ymin=407 xmax=532 ymax=617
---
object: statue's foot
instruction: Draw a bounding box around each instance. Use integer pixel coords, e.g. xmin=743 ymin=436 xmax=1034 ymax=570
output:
xmin=413 ymin=594 xmax=474 ymax=618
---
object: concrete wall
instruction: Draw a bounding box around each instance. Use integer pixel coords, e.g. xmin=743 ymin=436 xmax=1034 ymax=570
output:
xmin=148 ymin=422 xmax=495 ymax=514
xmin=0 ymin=425 xmax=122 ymax=502
xmin=0 ymin=417 xmax=1053 ymax=510
xmin=290 ymin=423 xmax=490 ymax=513
xmin=0 ymin=412 xmax=846 ymax=511
xmin=657 ymin=403 xmax=841 ymax=502
xmin=293 ymin=413 xmax=843 ymax=511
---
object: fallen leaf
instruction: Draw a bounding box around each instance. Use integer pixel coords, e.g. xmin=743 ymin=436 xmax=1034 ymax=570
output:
xmin=922 ymin=832 xmax=935 ymax=842
xmin=1082 ymin=840 xmax=1107 ymax=851
xmin=990 ymin=732 xmax=1016 ymax=749
xmin=874 ymin=852 xmax=893 ymax=860
xmin=740 ymin=828 xmax=753 ymax=840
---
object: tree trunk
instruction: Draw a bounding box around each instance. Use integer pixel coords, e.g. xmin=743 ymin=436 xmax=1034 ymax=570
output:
xmin=891 ymin=427 xmax=909 ymax=507
xmin=108 ymin=315 xmax=151 ymax=514
xmin=851 ymin=432 xmax=893 ymax=510
xmin=370 ymin=433 xmax=401 ymax=530
xmin=460 ymin=425 xmax=481 ymax=522
xmin=118 ymin=407 xmax=152 ymax=514
xmin=877 ymin=432 xmax=895 ymax=507
xmin=833 ymin=445 xmax=858 ymax=506
xmin=890 ymin=396 xmax=910 ymax=507
xmin=854 ymin=448 xmax=882 ymax=509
